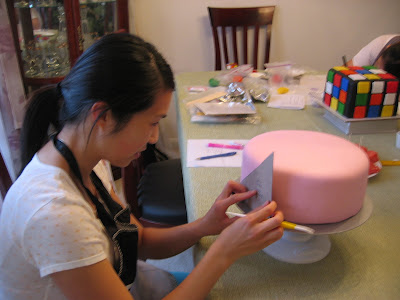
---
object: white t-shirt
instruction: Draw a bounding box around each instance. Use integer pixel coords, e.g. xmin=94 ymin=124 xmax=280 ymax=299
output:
xmin=0 ymin=155 xmax=116 ymax=300
xmin=352 ymin=34 xmax=400 ymax=66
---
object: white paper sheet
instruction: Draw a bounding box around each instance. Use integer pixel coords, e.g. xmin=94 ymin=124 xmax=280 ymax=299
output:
xmin=195 ymin=102 xmax=256 ymax=115
xmin=267 ymin=94 xmax=305 ymax=110
xmin=187 ymin=139 xmax=249 ymax=167
xmin=299 ymin=74 xmax=326 ymax=105
xmin=268 ymin=75 xmax=326 ymax=106
xmin=299 ymin=75 xmax=327 ymax=92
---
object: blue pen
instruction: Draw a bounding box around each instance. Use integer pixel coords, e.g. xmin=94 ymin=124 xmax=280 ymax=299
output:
xmin=196 ymin=151 xmax=237 ymax=160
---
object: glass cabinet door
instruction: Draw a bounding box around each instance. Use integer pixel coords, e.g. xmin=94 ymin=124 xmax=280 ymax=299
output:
xmin=79 ymin=0 xmax=118 ymax=51
xmin=13 ymin=0 xmax=70 ymax=79
xmin=8 ymin=0 xmax=128 ymax=88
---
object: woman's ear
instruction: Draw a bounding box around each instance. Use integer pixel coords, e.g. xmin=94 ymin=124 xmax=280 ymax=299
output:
xmin=89 ymin=101 xmax=113 ymax=130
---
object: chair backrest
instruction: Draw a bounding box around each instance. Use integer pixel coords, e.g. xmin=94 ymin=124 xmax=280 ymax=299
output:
xmin=122 ymin=145 xmax=186 ymax=228
xmin=208 ymin=6 xmax=275 ymax=71
xmin=0 ymin=152 xmax=13 ymax=199
xmin=121 ymin=144 xmax=167 ymax=220
xmin=121 ymin=156 xmax=144 ymax=219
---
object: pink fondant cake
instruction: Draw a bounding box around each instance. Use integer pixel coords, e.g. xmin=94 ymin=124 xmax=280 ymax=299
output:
xmin=241 ymin=130 xmax=369 ymax=224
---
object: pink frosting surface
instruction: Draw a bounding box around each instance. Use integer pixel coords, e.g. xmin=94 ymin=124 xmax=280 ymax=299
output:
xmin=241 ymin=130 xmax=369 ymax=224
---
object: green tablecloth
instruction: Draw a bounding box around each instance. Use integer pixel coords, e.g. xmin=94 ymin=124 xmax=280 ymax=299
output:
xmin=175 ymin=71 xmax=400 ymax=299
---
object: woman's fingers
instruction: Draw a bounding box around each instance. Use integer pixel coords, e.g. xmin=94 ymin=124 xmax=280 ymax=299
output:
xmin=244 ymin=210 xmax=284 ymax=246
xmin=222 ymin=190 xmax=257 ymax=208
xmin=217 ymin=180 xmax=248 ymax=199
xmin=215 ymin=210 xmax=284 ymax=261
xmin=247 ymin=201 xmax=279 ymax=223
xmin=243 ymin=209 xmax=283 ymax=237
xmin=261 ymin=226 xmax=284 ymax=246
xmin=259 ymin=210 xmax=284 ymax=231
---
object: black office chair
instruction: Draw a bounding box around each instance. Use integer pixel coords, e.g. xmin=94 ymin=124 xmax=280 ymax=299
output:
xmin=122 ymin=145 xmax=187 ymax=228
xmin=208 ymin=6 xmax=275 ymax=70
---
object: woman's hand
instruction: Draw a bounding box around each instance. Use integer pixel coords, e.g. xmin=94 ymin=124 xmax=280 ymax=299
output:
xmin=211 ymin=201 xmax=284 ymax=263
xmin=163 ymin=202 xmax=282 ymax=300
xmin=200 ymin=180 xmax=257 ymax=236
xmin=138 ymin=181 xmax=256 ymax=259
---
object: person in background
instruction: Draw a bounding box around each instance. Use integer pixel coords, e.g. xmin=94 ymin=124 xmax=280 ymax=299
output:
xmin=30 ymin=8 xmax=43 ymax=30
xmin=15 ymin=7 xmax=42 ymax=31
xmin=0 ymin=33 xmax=284 ymax=300
xmin=347 ymin=34 xmax=400 ymax=78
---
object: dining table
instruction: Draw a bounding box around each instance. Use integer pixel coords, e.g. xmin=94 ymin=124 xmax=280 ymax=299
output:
xmin=174 ymin=71 xmax=400 ymax=299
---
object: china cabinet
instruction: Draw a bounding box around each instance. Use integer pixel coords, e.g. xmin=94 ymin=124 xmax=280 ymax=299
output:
xmin=6 ymin=0 xmax=129 ymax=91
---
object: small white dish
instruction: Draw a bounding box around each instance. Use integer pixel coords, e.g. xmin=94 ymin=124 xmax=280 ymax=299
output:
xmin=368 ymin=161 xmax=382 ymax=178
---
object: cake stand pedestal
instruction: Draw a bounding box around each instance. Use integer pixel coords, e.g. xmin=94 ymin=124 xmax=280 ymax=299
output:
xmin=263 ymin=196 xmax=373 ymax=264
xmin=263 ymin=231 xmax=331 ymax=264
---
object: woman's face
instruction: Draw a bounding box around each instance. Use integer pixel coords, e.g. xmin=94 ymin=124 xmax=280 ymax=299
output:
xmin=103 ymin=90 xmax=172 ymax=167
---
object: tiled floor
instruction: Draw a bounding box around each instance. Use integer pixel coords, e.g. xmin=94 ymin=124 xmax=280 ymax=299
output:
xmin=114 ymin=179 xmax=194 ymax=273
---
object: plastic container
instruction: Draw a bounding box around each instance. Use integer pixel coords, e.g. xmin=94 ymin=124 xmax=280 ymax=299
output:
xmin=264 ymin=62 xmax=293 ymax=88
xmin=208 ymin=64 xmax=254 ymax=87
xmin=242 ymin=76 xmax=270 ymax=102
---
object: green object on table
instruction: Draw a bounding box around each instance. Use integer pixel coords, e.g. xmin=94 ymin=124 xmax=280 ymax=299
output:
xmin=208 ymin=77 xmax=220 ymax=87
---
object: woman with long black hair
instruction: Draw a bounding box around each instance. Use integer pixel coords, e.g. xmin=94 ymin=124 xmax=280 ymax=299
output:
xmin=0 ymin=33 xmax=283 ymax=300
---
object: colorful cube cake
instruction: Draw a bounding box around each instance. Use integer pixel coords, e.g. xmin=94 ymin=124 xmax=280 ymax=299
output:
xmin=324 ymin=66 xmax=399 ymax=118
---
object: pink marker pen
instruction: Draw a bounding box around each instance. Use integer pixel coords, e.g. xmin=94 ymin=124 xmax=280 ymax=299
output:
xmin=207 ymin=143 xmax=244 ymax=150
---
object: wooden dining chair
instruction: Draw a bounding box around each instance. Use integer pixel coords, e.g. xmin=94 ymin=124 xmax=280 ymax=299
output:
xmin=0 ymin=152 xmax=13 ymax=200
xmin=208 ymin=6 xmax=275 ymax=71
xmin=122 ymin=145 xmax=187 ymax=228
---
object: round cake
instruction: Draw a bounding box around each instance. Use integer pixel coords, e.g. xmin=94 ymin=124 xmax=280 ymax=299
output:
xmin=241 ymin=130 xmax=369 ymax=224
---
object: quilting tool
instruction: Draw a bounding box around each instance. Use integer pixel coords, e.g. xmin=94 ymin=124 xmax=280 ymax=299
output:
xmin=207 ymin=143 xmax=244 ymax=150
xmin=225 ymin=212 xmax=315 ymax=234
xmin=196 ymin=151 xmax=237 ymax=160
xmin=381 ymin=160 xmax=400 ymax=166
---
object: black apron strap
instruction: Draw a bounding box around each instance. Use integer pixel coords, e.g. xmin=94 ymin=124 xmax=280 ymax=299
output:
xmin=52 ymin=136 xmax=115 ymax=228
xmin=52 ymin=135 xmax=138 ymax=285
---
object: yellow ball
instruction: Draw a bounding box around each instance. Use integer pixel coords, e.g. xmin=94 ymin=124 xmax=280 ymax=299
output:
xmin=277 ymin=87 xmax=289 ymax=94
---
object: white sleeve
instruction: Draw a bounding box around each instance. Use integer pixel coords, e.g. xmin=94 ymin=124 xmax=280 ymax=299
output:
xmin=93 ymin=160 xmax=117 ymax=193
xmin=352 ymin=35 xmax=398 ymax=66
xmin=23 ymin=195 xmax=109 ymax=277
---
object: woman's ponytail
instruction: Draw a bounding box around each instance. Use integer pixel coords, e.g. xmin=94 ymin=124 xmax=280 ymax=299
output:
xmin=19 ymin=85 xmax=62 ymax=172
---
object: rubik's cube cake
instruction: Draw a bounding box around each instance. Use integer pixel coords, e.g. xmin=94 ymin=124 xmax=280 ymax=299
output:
xmin=324 ymin=66 xmax=399 ymax=118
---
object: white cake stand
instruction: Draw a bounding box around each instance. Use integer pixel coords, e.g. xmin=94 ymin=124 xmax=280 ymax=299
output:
xmin=240 ymin=196 xmax=373 ymax=264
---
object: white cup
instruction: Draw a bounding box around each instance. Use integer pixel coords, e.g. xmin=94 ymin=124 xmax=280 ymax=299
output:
xmin=396 ymin=131 xmax=400 ymax=149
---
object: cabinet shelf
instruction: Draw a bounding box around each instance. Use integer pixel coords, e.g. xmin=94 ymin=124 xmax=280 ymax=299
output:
xmin=7 ymin=0 xmax=129 ymax=92
xmin=14 ymin=1 xmax=118 ymax=9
